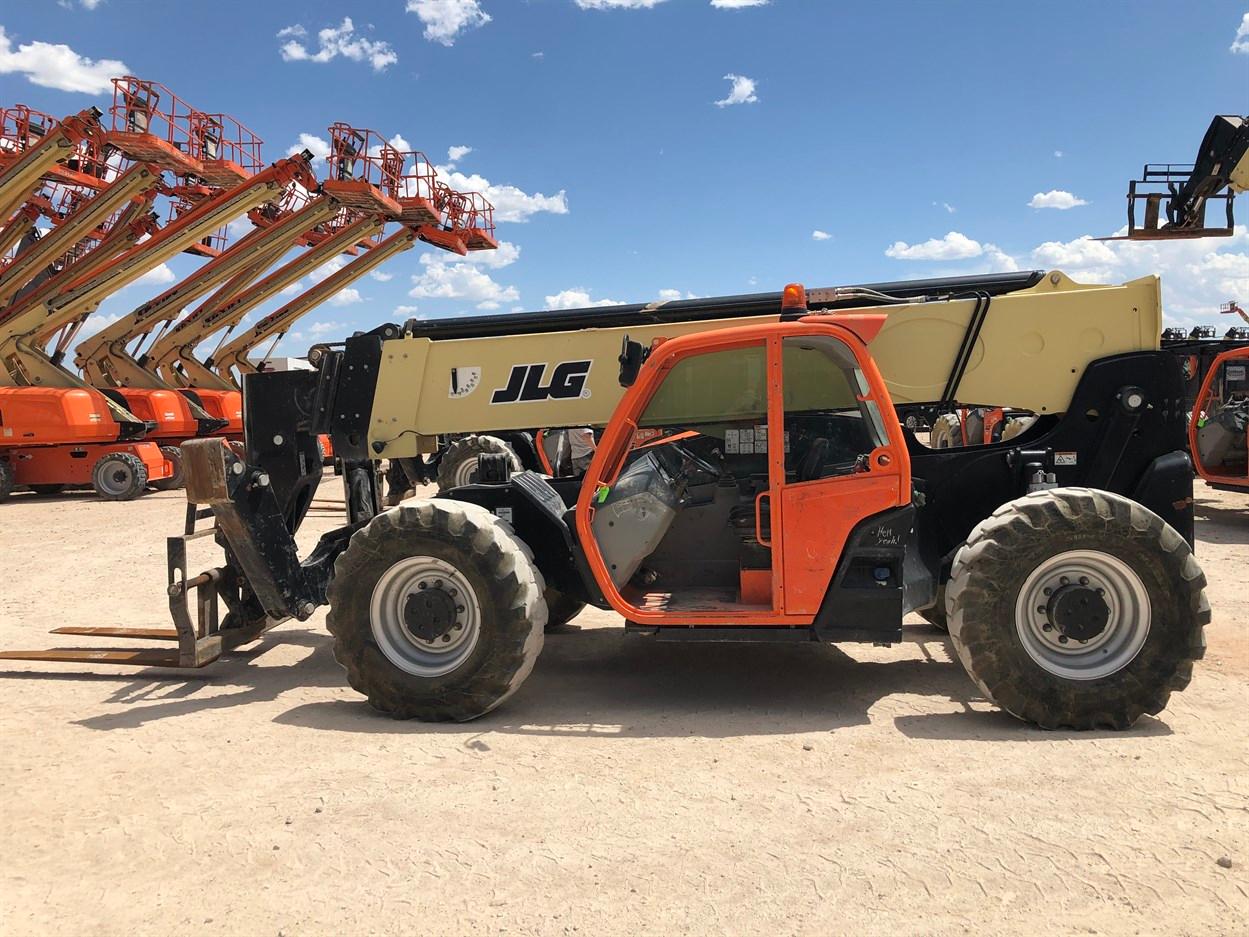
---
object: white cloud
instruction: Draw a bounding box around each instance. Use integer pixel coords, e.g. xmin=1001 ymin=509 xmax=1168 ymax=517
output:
xmin=447 ymin=145 xmax=473 ymax=163
xmin=885 ymin=231 xmax=985 ymax=261
xmin=328 ymin=289 xmax=362 ymax=307
xmin=1029 ymin=227 xmax=1249 ymax=326
xmin=711 ymin=0 xmax=768 ymax=7
xmin=370 ymin=270 xmax=394 ymax=282
xmin=279 ymin=17 xmax=397 ymax=71
xmin=1054 ymin=150 xmax=1064 ymax=158
xmin=276 ymin=24 xmax=306 ymax=39
xmin=409 ymin=264 xmax=519 ymax=308
xmin=279 ymin=279 xmax=304 ymax=297
xmin=1029 ymin=189 xmax=1089 ymax=210
xmin=657 ymin=289 xmax=699 ymax=301
xmin=435 ymin=165 xmax=568 ymax=223
xmin=0 ymin=25 xmax=127 ymax=93
xmin=394 ymin=304 xmax=420 ymax=317
xmin=576 ymin=0 xmax=666 ymax=8
xmin=76 ymin=311 xmax=123 ymax=340
xmin=309 ymin=320 xmax=345 ymax=335
xmin=1231 ymin=12 xmax=1249 ymax=53
xmin=287 ymin=133 xmax=331 ymax=166
xmin=715 ymin=73 xmax=758 ymax=107
xmin=406 ymin=0 xmax=492 ymax=45
xmin=545 ymin=288 xmax=623 ymax=309
xmin=933 ymin=201 xmax=956 ymax=214
xmin=131 ymin=263 xmax=176 ymax=288
xmin=811 ymin=229 xmax=832 ymax=241
xmin=532 ymin=51 xmax=544 ymax=60
xmin=421 ymin=239 xmax=520 ymax=269
xmin=368 ymin=133 xmax=412 ymax=157
xmin=309 ymin=255 xmax=347 ymax=283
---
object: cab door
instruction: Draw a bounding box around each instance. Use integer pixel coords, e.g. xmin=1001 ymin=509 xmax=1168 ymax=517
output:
xmin=772 ymin=331 xmax=910 ymax=615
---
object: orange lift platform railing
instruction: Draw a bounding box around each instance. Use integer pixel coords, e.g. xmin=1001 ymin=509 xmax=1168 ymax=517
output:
xmin=210 ymin=144 xmax=491 ymax=387
xmin=0 ymin=102 xmax=315 ymax=499
xmin=141 ymin=127 xmax=439 ymax=421
xmin=76 ymin=123 xmax=392 ymax=439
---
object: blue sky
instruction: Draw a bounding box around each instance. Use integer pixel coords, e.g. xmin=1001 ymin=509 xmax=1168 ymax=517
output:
xmin=2 ymin=0 xmax=1248 ymax=355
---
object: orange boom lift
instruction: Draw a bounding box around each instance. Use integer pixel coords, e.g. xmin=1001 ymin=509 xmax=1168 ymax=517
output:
xmin=0 ymin=78 xmax=314 ymax=500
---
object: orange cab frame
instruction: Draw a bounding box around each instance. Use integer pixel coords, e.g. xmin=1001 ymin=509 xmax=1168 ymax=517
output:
xmin=575 ymin=317 xmax=911 ymax=627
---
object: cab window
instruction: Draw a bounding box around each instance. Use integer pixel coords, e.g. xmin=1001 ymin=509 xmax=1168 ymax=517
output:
xmin=782 ymin=335 xmax=884 ymax=481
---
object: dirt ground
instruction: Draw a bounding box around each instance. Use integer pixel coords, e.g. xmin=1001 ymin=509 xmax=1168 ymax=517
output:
xmin=0 ymin=480 xmax=1245 ymax=936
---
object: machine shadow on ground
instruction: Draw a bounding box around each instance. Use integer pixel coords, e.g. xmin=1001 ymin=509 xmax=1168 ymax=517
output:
xmin=2 ymin=621 xmax=1175 ymax=741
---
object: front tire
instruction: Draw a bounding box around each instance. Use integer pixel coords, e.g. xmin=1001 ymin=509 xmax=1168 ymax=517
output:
xmin=150 ymin=446 xmax=184 ymax=491
xmin=91 ymin=452 xmax=148 ymax=501
xmin=436 ymin=435 xmax=522 ymax=493
xmin=947 ymin=488 xmax=1208 ymax=729
xmin=327 ymin=499 xmax=547 ymax=721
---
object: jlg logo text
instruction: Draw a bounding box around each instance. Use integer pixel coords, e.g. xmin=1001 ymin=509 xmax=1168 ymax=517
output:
xmin=490 ymin=361 xmax=592 ymax=404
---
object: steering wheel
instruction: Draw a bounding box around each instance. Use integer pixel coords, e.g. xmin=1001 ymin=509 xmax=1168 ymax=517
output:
xmin=666 ymin=441 xmax=723 ymax=481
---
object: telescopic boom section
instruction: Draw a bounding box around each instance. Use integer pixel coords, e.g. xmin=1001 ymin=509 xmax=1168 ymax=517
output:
xmin=0 ymin=106 xmax=105 ymax=222
xmin=153 ymin=214 xmax=387 ymax=390
xmin=75 ymin=185 xmax=342 ymax=388
xmin=212 ymin=226 xmax=420 ymax=386
xmin=0 ymin=162 xmax=159 ymax=305
xmin=0 ymin=152 xmax=315 ymax=389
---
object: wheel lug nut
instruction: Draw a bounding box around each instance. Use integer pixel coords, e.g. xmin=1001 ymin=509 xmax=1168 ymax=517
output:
xmin=1060 ymin=576 xmax=1069 ymax=585
xmin=1079 ymin=576 xmax=1089 ymax=586
xmin=1037 ymin=605 xmax=1046 ymax=614
xmin=434 ymin=579 xmax=442 ymax=588
xmin=1079 ymin=639 xmax=1088 ymax=645
xmin=449 ymin=588 xmax=457 ymax=597
xmin=1042 ymin=624 xmax=1053 ymax=632
xmin=1096 ymin=588 xmax=1105 ymax=596
xmin=1058 ymin=635 xmax=1069 ymax=644
xmin=1043 ymin=587 xmax=1052 ymax=596
xmin=456 ymin=605 xmax=465 ymax=613
xmin=418 ymin=581 xmax=427 ymax=590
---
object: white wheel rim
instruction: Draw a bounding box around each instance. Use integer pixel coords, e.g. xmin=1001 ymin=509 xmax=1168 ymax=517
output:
xmin=1014 ymin=549 xmax=1151 ymax=681
xmin=451 ymin=456 xmax=479 ymax=487
xmin=369 ymin=555 xmax=482 ymax=677
xmin=97 ymin=461 xmax=134 ymax=496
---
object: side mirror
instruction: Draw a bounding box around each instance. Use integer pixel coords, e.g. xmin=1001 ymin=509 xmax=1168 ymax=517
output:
xmin=618 ymin=335 xmax=645 ymax=387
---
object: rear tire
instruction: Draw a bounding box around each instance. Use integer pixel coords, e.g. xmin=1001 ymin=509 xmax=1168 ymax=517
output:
xmin=0 ymin=460 xmax=13 ymax=501
xmin=929 ymin=413 xmax=963 ymax=449
xmin=91 ymin=452 xmax=147 ymax=501
xmin=947 ymin=487 xmax=1208 ymax=729
xmin=327 ymin=499 xmax=547 ymax=721
xmin=436 ymin=435 xmax=522 ymax=493
xmin=150 ymin=446 xmax=184 ymax=491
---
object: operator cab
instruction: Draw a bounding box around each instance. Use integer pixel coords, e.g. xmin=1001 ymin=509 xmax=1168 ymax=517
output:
xmin=585 ymin=323 xmax=908 ymax=622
